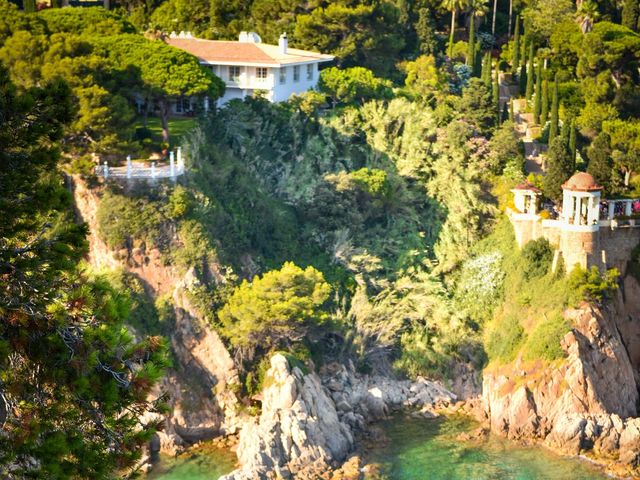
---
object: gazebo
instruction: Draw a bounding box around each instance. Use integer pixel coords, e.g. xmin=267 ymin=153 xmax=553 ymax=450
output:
xmin=511 ymin=182 xmax=541 ymax=215
xmin=560 ymin=172 xmax=602 ymax=228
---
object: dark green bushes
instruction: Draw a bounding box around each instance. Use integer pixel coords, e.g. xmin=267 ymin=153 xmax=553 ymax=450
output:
xmin=522 ymin=238 xmax=553 ymax=280
xmin=96 ymin=189 xmax=165 ymax=250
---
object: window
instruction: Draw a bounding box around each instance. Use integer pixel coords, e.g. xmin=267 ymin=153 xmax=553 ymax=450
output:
xmin=256 ymin=67 xmax=268 ymax=82
xmin=306 ymin=64 xmax=313 ymax=80
xmin=210 ymin=65 xmax=218 ymax=75
xmin=175 ymin=97 xmax=191 ymax=113
xmin=293 ymin=65 xmax=300 ymax=82
xmin=229 ymin=66 xmax=241 ymax=82
xmin=279 ymin=67 xmax=286 ymax=84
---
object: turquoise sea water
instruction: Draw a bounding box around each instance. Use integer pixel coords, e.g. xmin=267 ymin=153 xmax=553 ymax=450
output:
xmin=365 ymin=415 xmax=609 ymax=480
xmin=145 ymin=444 xmax=236 ymax=480
xmin=147 ymin=415 xmax=610 ymax=480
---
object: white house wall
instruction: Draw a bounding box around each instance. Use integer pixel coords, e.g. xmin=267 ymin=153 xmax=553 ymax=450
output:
xmin=206 ymin=62 xmax=322 ymax=105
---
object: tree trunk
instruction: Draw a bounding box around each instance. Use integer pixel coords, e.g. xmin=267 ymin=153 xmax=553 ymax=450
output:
xmin=625 ymin=169 xmax=631 ymax=187
xmin=508 ymin=0 xmax=513 ymax=36
xmin=159 ymin=99 xmax=170 ymax=145
xmin=492 ymin=0 xmax=498 ymax=38
xmin=448 ymin=9 xmax=457 ymax=58
xmin=103 ymin=0 xmax=110 ymax=10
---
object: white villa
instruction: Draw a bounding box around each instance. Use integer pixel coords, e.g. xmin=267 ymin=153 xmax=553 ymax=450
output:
xmin=165 ymin=31 xmax=334 ymax=110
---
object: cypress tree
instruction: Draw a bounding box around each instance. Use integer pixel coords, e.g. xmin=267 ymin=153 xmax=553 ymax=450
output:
xmin=502 ymin=101 xmax=509 ymax=123
xmin=509 ymin=99 xmax=515 ymax=122
xmin=493 ymin=68 xmax=500 ymax=124
xmin=512 ymin=16 xmax=520 ymax=74
xmin=24 ymin=0 xmax=36 ymax=12
xmin=549 ymin=74 xmax=559 ymax=142
xmin=521 ymin=30 xmax=528 ymax=71
xmin=467 ymin=13 xmax=476 ymax=67
xmin=525 ymin=45 xmax=535 ymax=101
xmin=481 ymin=53 xmax=492 ymax=87
xmin=544 ymin=136 xmax=575 ymax=202
xmin=474 ymin=42 xmax=482 ymax=76
xmin=587 ymin=132 xmax=613 ymax=194
xmin=569 ymin=118 xmax=577 ymax=164
xmin=622 ymin=0 xmax=639 ymax=31
xmin=540 ymin=78 xmax=549 ymax=125
xmin=533 ymin=61 xmax=542 ymax=123
xmin=519 ymin=60 xmax=527 ymax=95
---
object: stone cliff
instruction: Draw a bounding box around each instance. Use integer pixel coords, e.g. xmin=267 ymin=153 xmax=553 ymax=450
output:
xmin=481 ymin=282 xmax=640 ymax=477
xmin=71 ymin=177 xmax=240 ymax=456
xmin=222 ymin=355 xmax=456 ymax=480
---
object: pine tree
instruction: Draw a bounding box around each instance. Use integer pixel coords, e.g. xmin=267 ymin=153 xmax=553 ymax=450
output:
xmin=512 ymin=16 xmax=520 ymax=74
xmin=525 ymin=44 xmax=535 ymax=101
xmin=540 ymin=78 xmax=549 ymax=125
xmin=569 ymin=118 xmax=577 ymax=164
xmin=587 ymin=132 xmax=613 ymax=194
xmin=493 ymin=68 xmax=500 ymax=124
xmin=544 ymin=136 xmax=575 ymax=202
xmin=0 ymin=65 xmax=169 ymax=478
xmin=549 ymin=74 xmax=559 ymax=142
xmin=533 ymin=61 xmax=542 ymax=123
xmin=467 ymin=12 xmax=476 ymax=67
xmin=622 ymin=0 xmax=639 ymax=32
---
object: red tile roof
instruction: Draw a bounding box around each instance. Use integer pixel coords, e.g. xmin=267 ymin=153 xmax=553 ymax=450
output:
xmin=562 ymin=172 xmax=602 ymax=192
xmin=165 ymin=38 xmax=334 ymax=66
xmin=513 ymin=182 xmax=541 ymax=193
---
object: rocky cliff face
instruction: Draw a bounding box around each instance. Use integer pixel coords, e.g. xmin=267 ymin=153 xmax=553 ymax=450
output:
xmin=482 ymin=298 xmax=640 ymax=476
xmin=222 ymin=355 xmax=456 ymax=480
xmin=71 ymin=177 xmax=239 ymax=455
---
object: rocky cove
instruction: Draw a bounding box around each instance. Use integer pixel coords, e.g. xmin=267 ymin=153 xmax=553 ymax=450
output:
xmin=71 ymin=177 xmax=640 ymax=479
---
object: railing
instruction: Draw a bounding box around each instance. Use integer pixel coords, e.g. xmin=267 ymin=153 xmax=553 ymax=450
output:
xmin=96 ymin=148 xmax=185 ymax=180
xmin=600 ymin=198 xmax=640 ymax=221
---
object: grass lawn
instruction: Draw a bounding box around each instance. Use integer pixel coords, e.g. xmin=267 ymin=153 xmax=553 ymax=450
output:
xmin=136 ymin=116 xmax=198 ymax=150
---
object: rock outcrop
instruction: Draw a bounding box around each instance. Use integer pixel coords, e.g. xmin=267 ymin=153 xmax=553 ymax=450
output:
xmin=71 ymin=176 xmax=240 ymax=455
xmin=482 ymin=301 xmax=640 ymax=476
xmin=222 ymin=355 xmax=456 ymax=480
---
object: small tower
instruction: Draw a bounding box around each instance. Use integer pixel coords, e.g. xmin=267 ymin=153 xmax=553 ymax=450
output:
xmin=559 ymin=172 xmax=603 ymax=271
xmin=511 ymin=182 xmax=541 ymax=216
xmin=561 ymin=172 xmax=602 ymax=229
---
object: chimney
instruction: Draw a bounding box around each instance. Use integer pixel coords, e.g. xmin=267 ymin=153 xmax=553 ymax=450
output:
xmin=279 ymin=33 xmax=288 ymax=54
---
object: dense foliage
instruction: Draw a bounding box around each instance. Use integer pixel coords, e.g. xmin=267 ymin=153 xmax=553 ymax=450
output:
xmin=0 ymin=64 xmax=169 ymax=477
xmin=0 ymin=2 xmax=224 ymax=153
xmin=1 ymin=2 xmax=639 ymax=473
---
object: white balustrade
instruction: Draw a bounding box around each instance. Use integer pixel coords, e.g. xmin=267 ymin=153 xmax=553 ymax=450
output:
xmin=96 ymin=150 xmax=186 ymax=180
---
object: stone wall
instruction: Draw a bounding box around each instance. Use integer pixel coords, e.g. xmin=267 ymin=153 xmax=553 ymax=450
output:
xmin=599 ymin=226 xmax=640 ymax=274
xmin=509 ymin=211 xmax=640 ymax=274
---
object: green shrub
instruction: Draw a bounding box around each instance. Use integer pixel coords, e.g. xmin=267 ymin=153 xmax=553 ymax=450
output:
xmin=523 ymin=314 xmax=571 ymax=361
xmin=69 ymin=155 xmax=96 ymax=179
xmin=172 ymin=219 xmax=216 ymax=270
xmin=167 ymin=185 xmax=192 ymax=220
xmin=96 ymin=190 xmax=164 ymax=249
xmin=568 ymin=266 xmax=619 ymax=304
xmin=522 ymin=238 xmax=553 ymax=280
xmin=485 ymin=314 xmax=526 ymax=363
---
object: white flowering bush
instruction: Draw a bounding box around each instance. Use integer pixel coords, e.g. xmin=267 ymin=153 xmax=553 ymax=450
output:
xmin=455 ymin=251 xmax=505 ymax=322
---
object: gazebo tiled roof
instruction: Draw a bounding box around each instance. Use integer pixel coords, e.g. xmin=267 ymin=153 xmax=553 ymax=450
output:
xmin=513 ymin=182 xmax=541 ymax=193
xmin=562 ymin=172 xmax=602 ymax=192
